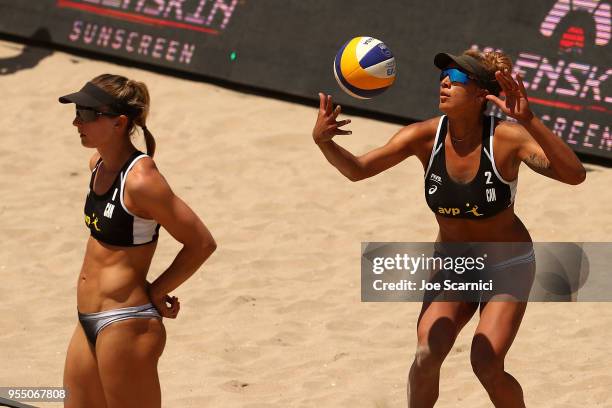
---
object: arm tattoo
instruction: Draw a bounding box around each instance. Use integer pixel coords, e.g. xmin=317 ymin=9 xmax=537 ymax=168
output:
xmin=525 ymin=153 xmax=550 ymax=169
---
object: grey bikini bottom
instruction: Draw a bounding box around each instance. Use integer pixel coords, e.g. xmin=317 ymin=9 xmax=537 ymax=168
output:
xmin=427 ymin=243 xmax=536 ymax=302
xmin=78 ymin=303 xmax=161 ymax=345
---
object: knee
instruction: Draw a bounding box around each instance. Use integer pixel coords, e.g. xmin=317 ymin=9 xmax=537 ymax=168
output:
xmin=470 ymin=335 xmax=507 ymax=386
xmin=470 ymin=352 xmax=504 ymax=385
xmin=411 ymin=343 xmax=446 ymax=379
xmin=411 ymin=324 xmax=456 ymax=378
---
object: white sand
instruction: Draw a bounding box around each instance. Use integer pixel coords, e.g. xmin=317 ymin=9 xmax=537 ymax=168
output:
xmin=0 ymin=39 xmax=611 ymax=407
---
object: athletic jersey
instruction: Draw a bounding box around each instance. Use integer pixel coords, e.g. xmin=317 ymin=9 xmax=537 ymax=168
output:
xmin=424 ymin=115 xmax=517 ymax=219
xmin=84 ymin=151 xmax=160 ymax=246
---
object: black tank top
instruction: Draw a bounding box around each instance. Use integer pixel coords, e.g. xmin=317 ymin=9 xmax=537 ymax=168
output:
xmin=424 ymin=115 xmax=517 ymax=219
xmin=84 ymin=151 xmax=160 ymax=246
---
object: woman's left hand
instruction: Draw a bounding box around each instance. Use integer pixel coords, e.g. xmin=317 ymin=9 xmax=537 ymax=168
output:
xmin=486 ymin=69 xmax=534 ymax=124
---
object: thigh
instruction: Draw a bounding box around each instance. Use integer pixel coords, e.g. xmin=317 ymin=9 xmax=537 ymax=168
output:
xmin=95 ymin=318 xmax=166 ymax=408
xmin=481 ymin=258 xmax=536 ymax=303
xmin=63 ymin=324 xmax=107 ymax=408
xmin=416 ymin=301 xmax=479 ymax=354
xmin=473 ymin=301 xmax=527 ymax=359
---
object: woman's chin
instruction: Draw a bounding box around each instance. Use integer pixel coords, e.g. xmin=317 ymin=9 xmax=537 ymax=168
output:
xmin=80 ymin=138 xmax=95 ymax=148
xmin=438 ymin=102 xmax=451 ymax=114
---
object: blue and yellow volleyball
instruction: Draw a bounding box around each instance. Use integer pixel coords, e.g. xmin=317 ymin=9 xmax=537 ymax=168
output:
xmin=333 ymin=36 xmax=396 ymax=99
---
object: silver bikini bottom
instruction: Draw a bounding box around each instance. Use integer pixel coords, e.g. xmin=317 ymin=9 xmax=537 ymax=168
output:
xmin=78 ymin=303 xmax=161 ymax=345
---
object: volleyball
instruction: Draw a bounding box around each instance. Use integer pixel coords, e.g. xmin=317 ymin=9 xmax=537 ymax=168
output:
xmin=333 ymin=36 xmax=397 ymax=99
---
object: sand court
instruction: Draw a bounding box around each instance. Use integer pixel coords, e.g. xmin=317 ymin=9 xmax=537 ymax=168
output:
xmin=0 ymin=39 xmax=611 ymax=407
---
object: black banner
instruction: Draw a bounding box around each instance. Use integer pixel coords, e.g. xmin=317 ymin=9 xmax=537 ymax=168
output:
xmin=0 ymin=0 xmax=610 ymax=159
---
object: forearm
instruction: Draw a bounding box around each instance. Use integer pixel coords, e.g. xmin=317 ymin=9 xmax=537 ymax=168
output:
xmin=316 ymin=140 xmax=365 ymax=181
xmin=149 ymin=242 xmax=216 ymax=297
xmin=521 ymin=116 xmax=586 ymax=184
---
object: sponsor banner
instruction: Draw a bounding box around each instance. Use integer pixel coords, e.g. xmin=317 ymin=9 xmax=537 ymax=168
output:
xmin=0 ymin=0 xmax=609 ymax=159
xmin=361 ymin=242 xmax=610 ymax=302
xmin=0 ymin=0 xmax=245 ymax=75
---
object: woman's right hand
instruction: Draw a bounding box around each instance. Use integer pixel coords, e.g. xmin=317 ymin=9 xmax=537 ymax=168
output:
xmin=152 ymin=293 xmax=180 ymax=318
xmin=312 ymin=93 xmax=352 ymax=144
xmin=148 ymin=282 xmax=181 ymax=318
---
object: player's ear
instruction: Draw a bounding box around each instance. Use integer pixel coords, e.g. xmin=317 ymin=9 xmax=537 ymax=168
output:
xmin=115 ymin=114 xmax=129 ymax=129
xmin=477 ymin=88 xmax=489 ymax=102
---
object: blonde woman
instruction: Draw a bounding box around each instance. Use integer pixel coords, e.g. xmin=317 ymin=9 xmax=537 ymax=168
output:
xmin=60 ymin=74 xmax=216 ymax=408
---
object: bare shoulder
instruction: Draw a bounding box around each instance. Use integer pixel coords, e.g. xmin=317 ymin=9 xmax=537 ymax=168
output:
xmin=398 ymin=116 xmax=440 ymax=141
xmin=126 ymin=156 xmax=172 ymax=198
xmin=492 ymin=119 xmax=531 ymax=173
xmin=494 ymin=119 xmax=531 ymax=145
xmin=397 ymin=116 xmax=443 ymax=161
xmin=88 ymin=152 xmax=101 ymax=171
xmin=122 ymin=156 xmax=174 ymax=219
xmin=390 ymin=116 xmax=440 ymax=152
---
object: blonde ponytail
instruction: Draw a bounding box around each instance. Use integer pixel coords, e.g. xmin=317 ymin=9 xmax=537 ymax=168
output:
xmin=141 ymin=126 xmax=156 ymax=157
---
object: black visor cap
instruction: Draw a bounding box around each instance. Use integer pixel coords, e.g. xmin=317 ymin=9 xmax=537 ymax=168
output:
xmin=59 ymin=82 xmax=138 ymax=116
xmin=434 ymin=52 xmax=501 ymax=95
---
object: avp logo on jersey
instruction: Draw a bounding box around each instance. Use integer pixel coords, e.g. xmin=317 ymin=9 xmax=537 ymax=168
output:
xmin=438 ymin=207 xmax=460 ymax=216
xmin=465 ymin=204 xmax=484 ymax=217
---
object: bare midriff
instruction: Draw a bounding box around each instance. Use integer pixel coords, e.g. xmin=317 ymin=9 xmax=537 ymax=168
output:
xmin=430 ymin=205 xmax=534 ymax=281
xmin=77 ymin=236 xmax=157 ymax=313
xmin=435 ymin=205 xmax=532 ymax=243
xmin=433 ymin=206 xmax=533 ymax=265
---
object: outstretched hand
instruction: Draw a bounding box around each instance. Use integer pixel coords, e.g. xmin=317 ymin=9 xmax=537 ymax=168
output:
xmin=312 ymin=93 xmax=352 ymax=144
xmin=486 ymin=70 xmax=534 ymax=124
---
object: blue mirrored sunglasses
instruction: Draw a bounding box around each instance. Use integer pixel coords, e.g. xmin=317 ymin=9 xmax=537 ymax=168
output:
xmin=439 ymin=68 xmax=472 ymax=85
